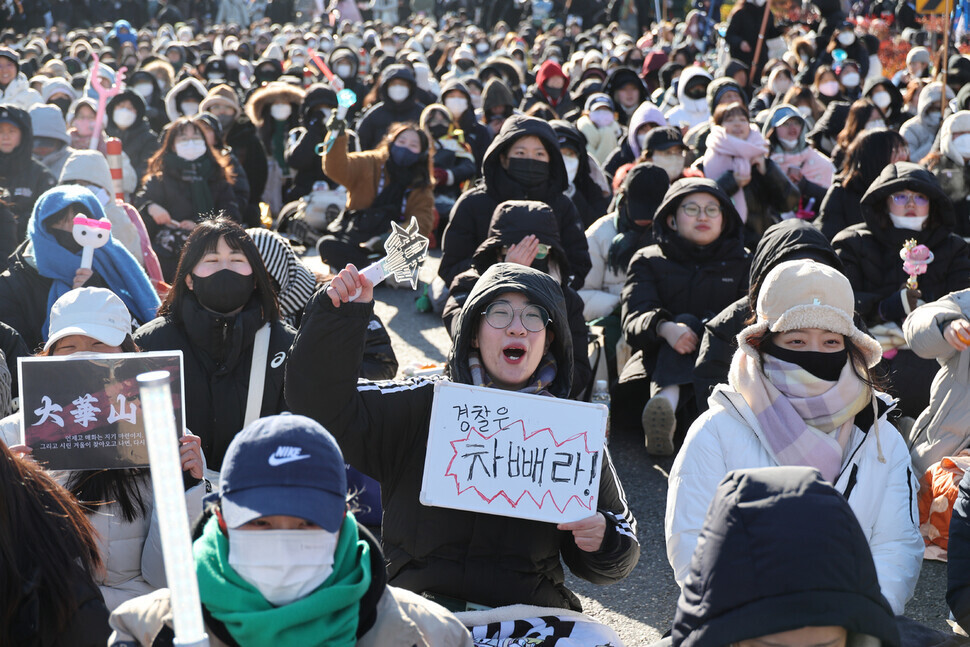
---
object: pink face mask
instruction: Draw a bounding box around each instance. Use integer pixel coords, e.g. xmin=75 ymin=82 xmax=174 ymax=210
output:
xmin=73 ymin=117 xmax=95 ymax=137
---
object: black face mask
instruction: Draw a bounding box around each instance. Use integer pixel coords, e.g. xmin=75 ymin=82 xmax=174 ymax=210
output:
xmin=762 ymin=342 xmax=849 ymax=382
xmin=506 ymin=158 xmax=550 ymax=187
xmin=428 ymin=123 xmax=449 ymax=139
xmin=51 ymin=227 xmax=82 ymax=254
xmin=544 ymin=85 xmax=563 ymax=100
xmin=190 ymin=269 xmax=255 ymax=314
xmin=49 ymin=97 xmax=71 ymax=116
xmin=456 ymin=59 xmax=475 ymax=71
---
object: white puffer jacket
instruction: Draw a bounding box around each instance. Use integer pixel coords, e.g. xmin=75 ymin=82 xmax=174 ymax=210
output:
xmin=1 ymin=414 xmax=205 ymax=611
xmin=0 ymin=73 xmax=42 ymax=110
xmin=666 ymin=386 xmax=923 ymax=615
xmin=578 ymin=213 xmax=624 ymax=321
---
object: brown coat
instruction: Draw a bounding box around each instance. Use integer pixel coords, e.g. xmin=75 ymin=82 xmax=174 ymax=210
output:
xmin=321 ymin=133 xmax=435 ymax=238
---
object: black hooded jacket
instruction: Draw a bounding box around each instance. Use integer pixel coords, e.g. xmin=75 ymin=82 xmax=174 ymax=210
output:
xmin=105 ymin=90 xmax=160 ymax=182
xmin=0 ymin=105 xmax=56 ymax=241
xmin=441 ymin=201 xmax=593 ymax=399
xmin=355 ymin=65 xmax=426 ymax=151
xmin=863 ymin=75 xmax=911 ymax=129
xmin=602 ymin=68 xmax=647 ymax=128
xmin=552 ymin=119 xmax=611 ymax=229
xmin=126 ymin=69 xmax=168 ymax=133
xmin=672 ymin=467 xmax=900 ymax=645
xmin=693 ymin=220 xmax=843 ymax=410
xmin=621 ymin=178 xmax=751 ymax=384
xmin=439 ymin=78 xmax=492 ymax=170
xmin=833 ymin=162 xmax=970 ymax=326
xmin=327 ymin=47 xmax=367 ymax=121
xmin=439 ymin=115 xmax=591 ymax=290
xmin=286 ymin=263 xmax=639 ymax=611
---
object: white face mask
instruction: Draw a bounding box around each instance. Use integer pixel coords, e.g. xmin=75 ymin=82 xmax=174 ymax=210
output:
xmin=270 ymin=103 xmax=292 ymax=121
xmin=134 ymin=82 xmax=154 ymax=98
xmin=228 ymin=528 xmax=339 ymax=606
xmin=637 ymin=132 xmax=648 ymax=150
xmin=889 ymin=214 xmax=928 ymax=231
xmin=952 ymin=133 xmax=970 ymax=160
xmin=778 ymin=136 xmax=800 ymax=150
xmin=819 ymin=80 xmax=839 ymax=97
xmin=291 ymin=57 xmax=305 ymax=68
xmin=872 ymin=91 xmax=891 ymax=109
xmin=924 ymin=111 xmax=941 ymax=128
xmin=797 ymin=105 xmax=813 ymax=118
xmin=175 ymin=138 xmax=207 ymax=161
xmin=837 ymin=32 xmax=856 ymax=46
xmin=562 ymin=155 xmax=579 ymax=184
xmin=113 ymin=107 xmax=137 ymax=129
xmin=476 ymin=42 xmax=489 ymax=54
xmin=181 ymin=101 xmax=200 ymax=116
xmin=841 ymin=72 xmax=860 ymax=88
xmin=470 ymin=92 xmax=482 ymax=110
xmin=225 ymin=54 xmax=240 ymax=68
xmin=590 ymin=109 xmax=614 ymax=128
xmin=772 ymin=80 xmax=792 ymax=96
xmin=335 ymin=63 xmax=352 ymax=78
xmin=444 ymin=96 xmax=468 ymax=118
xmin=209 ymin=72 xmax=225 ymax=81
xmin=387 ymin=84 xmax=409 ymax=102
xmin=652 ymin=152 xmax=685 ymax=181
xmin=865 ymin=119 xmax=886 ymax=131
xmin=91 ymin=186 xmax=111 ymax=207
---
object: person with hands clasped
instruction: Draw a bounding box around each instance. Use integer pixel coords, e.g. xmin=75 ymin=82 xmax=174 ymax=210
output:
xmin=286 ymin=262 xmax=639 ymax=613
xmin=833 ymin=162 xmax=970 ymax=419
xmin=1 ymin=287 xmax=206 ymax=611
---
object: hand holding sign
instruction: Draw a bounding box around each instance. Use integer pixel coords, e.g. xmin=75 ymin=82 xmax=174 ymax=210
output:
xmin=73 ymin=216 xmax=111 ymax=270
xmin=347 ymin=217 xmax=429 ymax=301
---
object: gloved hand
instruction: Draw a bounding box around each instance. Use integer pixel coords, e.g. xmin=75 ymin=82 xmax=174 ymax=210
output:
xmin=433 ymin=167 xmax=449 ymax=186
xmin=325 ymin=113 xmax=347 ymax=137
xmin=878 ymin=288 xmax=922 ymax=324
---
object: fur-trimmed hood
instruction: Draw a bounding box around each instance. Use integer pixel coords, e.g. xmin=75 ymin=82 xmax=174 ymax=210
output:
xmin=164 ymin=76 xmax=207 ymax=122
xmin=244 ymin=81 xmax=305 ymax=127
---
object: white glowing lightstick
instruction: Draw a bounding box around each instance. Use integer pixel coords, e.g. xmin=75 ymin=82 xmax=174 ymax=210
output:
xmin=138 ymin=371 xmax=209 ymax=647
xmin=72 ymin=216 xmax=111 ymax=270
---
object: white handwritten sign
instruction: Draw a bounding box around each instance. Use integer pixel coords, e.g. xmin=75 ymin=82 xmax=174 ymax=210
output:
xmin=420 ymin=382 xmax=608 ymax=524
xmin=18 ymin=352 xmax=185 ymax=471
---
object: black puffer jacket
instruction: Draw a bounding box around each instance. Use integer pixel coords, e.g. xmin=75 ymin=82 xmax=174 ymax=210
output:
xmin=105 ymin=90 xmax=159 ymax=182
xmin=817 ymin=179 xmax=866 ymax=241
xmin=671 ymin=467 xmax=900 ymax=645
xmin=442 ymin=200 xmax=592 ymax=399
xmin=286 ymin=264 xmax=639 ymax=611
xmin=439 ymin=115 xmax=591 ymax=289
xmin=833 ymin=162 xmax=970 ymax=326
xmin=226 ymin=117 xmax=268 ymax=226
xmin=862 ymin=76 xmax=911 ymax=130
xmin=134 ymin=296 xmax=293 ymax=470
xmin=355 ymin=65 xmax=427 ymax=152
xmin=552 ymin=119 xmax=611 ymax=229
xmin=693 ymin=220 xmax=843 ymax=410
xmin=0 ymin=104 xmax=56 ymax=241
xmin=621 ymin=178 xmax=751 ymax=384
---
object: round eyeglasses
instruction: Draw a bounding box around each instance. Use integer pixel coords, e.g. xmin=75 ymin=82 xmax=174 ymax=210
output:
xmin=480 ymin=301 xmax=552 ymax=332
xmin=678 ymin=202 xmax=723 ymax=218
xmin=890 ymin=192 xmax=929 ymax=207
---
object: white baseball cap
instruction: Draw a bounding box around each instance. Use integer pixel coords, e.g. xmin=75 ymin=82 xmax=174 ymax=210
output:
xmin=44 ymin=287 xmax=132 ymax=352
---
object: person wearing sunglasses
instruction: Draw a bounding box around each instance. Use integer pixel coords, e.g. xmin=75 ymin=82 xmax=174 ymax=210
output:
xmin=832 ymin=161 xmax=970 ymax=419
xmin=286 ymin=262 xmax=639 ymax=616
xmin=616 ymin=178 xmax=751 ymax=456
xmin=442 ymin=200 xmax=593 ymax=399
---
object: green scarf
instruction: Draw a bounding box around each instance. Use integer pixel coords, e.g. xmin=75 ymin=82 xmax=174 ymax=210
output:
xmin=164 ymin=152 xmax=216 ymax=215
xmin=272 ymin=119 xmax=288 ymax=171
xmin=194 ymin=512 xmax=372 ymax=646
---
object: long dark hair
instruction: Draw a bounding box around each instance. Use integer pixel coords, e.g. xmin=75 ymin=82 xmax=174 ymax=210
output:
xmin=143 ymin=117 xmax=235 ymax=185
xmin=380 ymin=121 xmax=433 ymax=189
xmin=836 ymin=99 xmax=879 ymax=152
xmin=158 ymin=217 xmax=280 ymax=325
xmin=841 ymin=129 xmax=907 ymax=194
xmin=0 ymin=442 xmax=103 ymax=642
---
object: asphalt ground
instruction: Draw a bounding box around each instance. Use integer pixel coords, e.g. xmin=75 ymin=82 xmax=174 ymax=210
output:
xmin=307 ymin=248 xmax=955 ymax=646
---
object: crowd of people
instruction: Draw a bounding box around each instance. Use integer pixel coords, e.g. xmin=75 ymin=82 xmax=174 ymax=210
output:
xmin=8 ymin=0 xmax=970 ymax=644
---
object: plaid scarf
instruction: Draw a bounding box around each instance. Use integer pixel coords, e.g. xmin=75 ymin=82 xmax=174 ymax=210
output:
xmin=468 ymin=351 xmax=558 ymax=397
xmin=729 ymin=351 xmax=871 ymax=482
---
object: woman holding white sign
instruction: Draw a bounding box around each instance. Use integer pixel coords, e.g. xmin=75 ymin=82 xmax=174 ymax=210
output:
xmin=1 ymin=287 xmax=206 ymax=611
xmin=287 ymin=262 xmax=640 ymax=615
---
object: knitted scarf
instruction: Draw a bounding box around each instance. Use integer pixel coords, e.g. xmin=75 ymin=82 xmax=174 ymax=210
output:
xmin=195 ymin=513 xmax=371 ymax=647
xmin=27 ymin=222 xmax=160 ymax=339
xmin=702 ymin=125 xmax=769 ymax=224
xmin=729 ymin=350 xmax=870 ymax=483
xmin=164 ymin=152 xmax=216 ymax=215
xmin=468 ymin=350 xmax=558 ymax=397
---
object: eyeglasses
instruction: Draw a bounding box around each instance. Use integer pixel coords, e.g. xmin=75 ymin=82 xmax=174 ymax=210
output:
xmin=678 ymin=202 xmax=723 ymax=218
xmin=481 ymin=301 xmax=552 ymax=332
xmin=890 ymin=192 xmax=929 ymax=207
xmin=500 ymin=243 xmax=550 ymax=260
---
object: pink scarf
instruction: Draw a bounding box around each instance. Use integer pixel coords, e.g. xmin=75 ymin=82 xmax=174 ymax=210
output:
xmin=728 ymin=350 xmax=871 ymax=482
xmin=702 ymin=125 xmax=769 ymax=223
